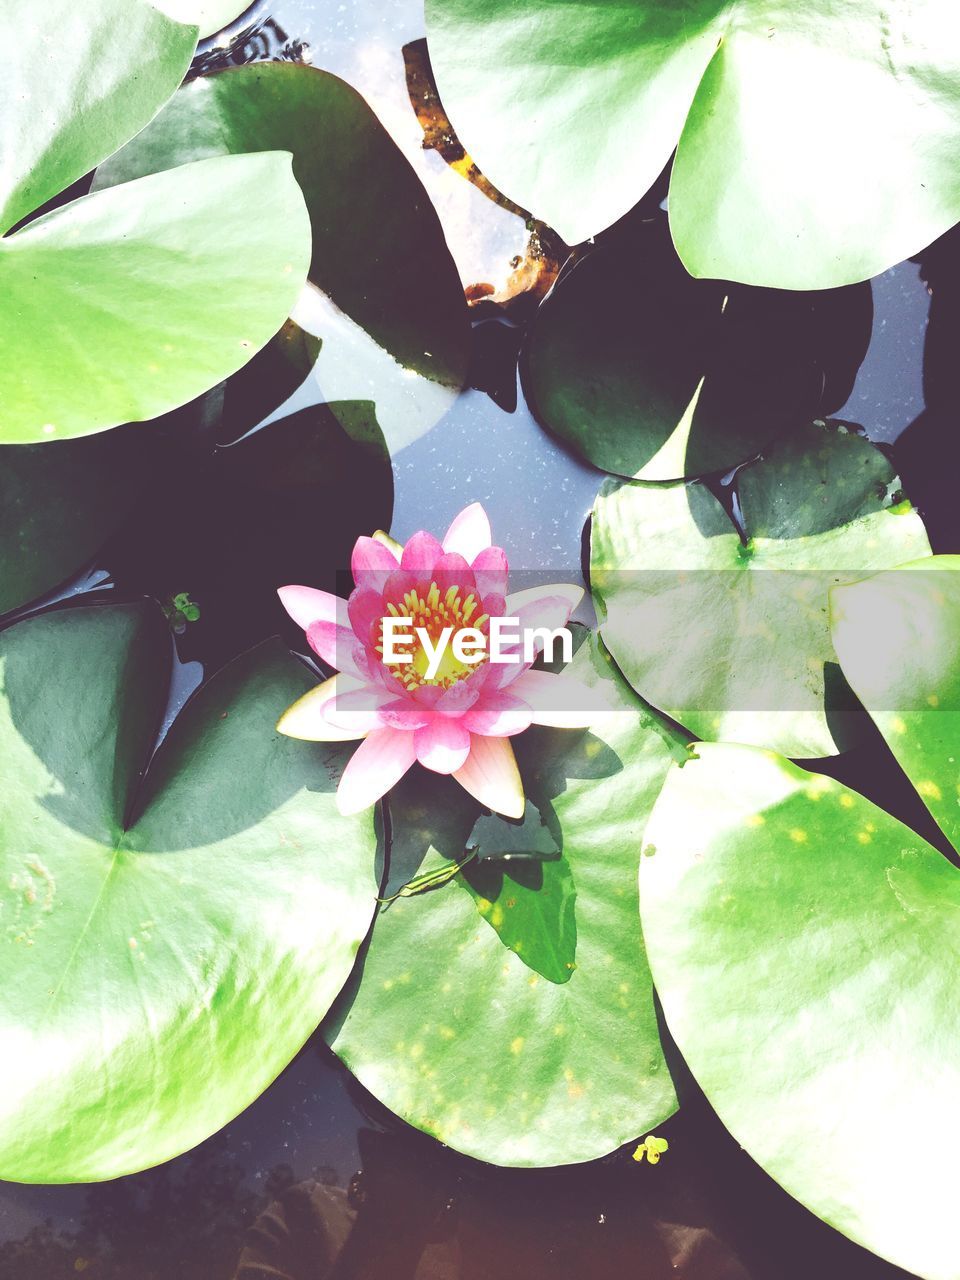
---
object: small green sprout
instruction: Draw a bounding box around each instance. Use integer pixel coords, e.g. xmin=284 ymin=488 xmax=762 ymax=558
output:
xmin=632 ymin=1134 xmax=669 ymax=1165
xmin=162 ymin=592 xmax=201 ymax=635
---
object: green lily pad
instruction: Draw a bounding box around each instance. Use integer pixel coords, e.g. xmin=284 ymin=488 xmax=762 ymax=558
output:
xmin=525 ymin=220 xmax=872 ymax=480
xmin=640 ymin=734 xmax=960 ymax=1280
xmin=0 ymin=0 xmax=311 ymax=444
xmin=2 ymin=153 xmax=310 ymax=444
xmin=831 ymin=554 xmax=960 ymax=853
xmin=0 ymin=0 xmax=196 ymax=236
xmin=326 ymin=636 xmax=684 ymax=1167
xmin=463 ymin=852 xmax=578 ymax=986
xmin=591 ymin=421 xmax=930 ymax=758
xmin=425 ymin=0 xmax=960 ymax=287
xmin=0 ymin=602 xmax=378 ymax=1182
xmin=94 ymin=61 xmax=471 ymax=391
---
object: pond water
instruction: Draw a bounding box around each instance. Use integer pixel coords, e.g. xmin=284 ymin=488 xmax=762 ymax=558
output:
xmin=0 ymin=2 xmax=956 ymax=1276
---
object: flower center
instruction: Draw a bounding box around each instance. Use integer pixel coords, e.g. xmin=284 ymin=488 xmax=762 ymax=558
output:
xmin=377 ymin=581 xmax=489 ymax=689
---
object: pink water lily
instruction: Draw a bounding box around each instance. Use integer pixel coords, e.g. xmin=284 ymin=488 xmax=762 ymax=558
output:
xmin=276 ymin=503 xmax=585 ymax=817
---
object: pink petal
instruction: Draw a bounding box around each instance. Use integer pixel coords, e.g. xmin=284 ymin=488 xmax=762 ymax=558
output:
xmin=372 ymin=530 xmax=404 ymax=559
xmin=435 ymin=677 xmax=483 ymax=718
xmin=462 ymin=692 xmax=532 ymax=737
xmin=454 ymin=735 xmax=525 ymax=818
xmin=478 ymin=592 xmax=506 ymax=620
xmin=472 ymin=546 xmax=508 ymax=599
xmin=336 ymin=727 xmax=417 ymax=815
xmin=433 ymin=551 xmax=476 ymax=597
xmin=401 ymin=531 xmax=444 ymax=574
xmin=484 ymin=656 xmax=535 ymax=691
xmin=325 ymin=686 xmax=392 ymax=735
xmin=501 ymin=588 xmax=583 ymax=660
xmin=351 ymin=536 xmax=400 ymax=591
xmin=414 ymin=718 xmax=471 ymax=774
xmin=278 ymin=585 xmax=348 ymax=632
xmin=306 ymin=619 xmax=365 ymax=678
xmin=376 ymin=699 xmax=433 ymax=731
xmin=348 ymin=587 xmax=386 ymax=646
xmin=443 ymin=503 xmax=492 ymax=562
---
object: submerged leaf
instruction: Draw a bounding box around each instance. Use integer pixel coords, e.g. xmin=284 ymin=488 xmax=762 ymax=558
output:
xmin=105 ymin=400 xmax=394 ymax=674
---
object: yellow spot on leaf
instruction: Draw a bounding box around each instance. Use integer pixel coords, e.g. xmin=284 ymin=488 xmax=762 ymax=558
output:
xmin=918 ymin=780 xmax=943 ymax=801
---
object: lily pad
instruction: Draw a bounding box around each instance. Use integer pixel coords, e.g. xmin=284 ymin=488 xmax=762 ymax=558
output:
xmin=0 ymin=428 xmax=147 ymax=617
xmin=831 ymin=554 xmax=960 ymax=853
xmin=326 ymin=635 xmax=684 ymax=1167
xmin=94 ymin=61 xmax=471 ymax=391
xmin=0 ymin=602 xmax=378 ymax=1181
xmin=640 ymin=731 xmax=960 ymax=1280
xmin=216 ymin=319 xmax=322 ymax=445
xmin=425 ymin=0 xmax=960 ymax=287
xmin=0 ymin=321 xmax=325 ymax=621
xmin=591 ymin=421 xmax=930 ymax=757
xmin=106 ymin=400 xmax=394 ymax=672
xmin=1 ymin=0 xmax=311 ymax=444
xmin=0 ymin=0 xmax=196 ymax=236
xmin=469 ymin=803 xmax=561 ymax=863
xmin=524 ymin=221 xmax=872 ymax=480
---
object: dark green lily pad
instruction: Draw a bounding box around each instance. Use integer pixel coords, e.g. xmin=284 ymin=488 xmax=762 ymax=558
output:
xmin=524 ymin=221 xmax=872 ymax=480
xmin=0 ymin=428 xmax=148 ymax=617
xmin=105 ymin=400 xmax=393 ymax=673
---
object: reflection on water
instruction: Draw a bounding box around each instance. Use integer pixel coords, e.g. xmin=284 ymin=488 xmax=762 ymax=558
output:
xmin=190 ymin=5 xmax=302 ymax=78
xmin=0 ymin=1040 xmax=916 ymax=1280
xmin=189 ymin=0 xmax=541 ymax=298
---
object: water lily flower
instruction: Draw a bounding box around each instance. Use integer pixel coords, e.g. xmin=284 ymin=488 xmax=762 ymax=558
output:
xmin=276 ymin=503 xmax=586 ymax=817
